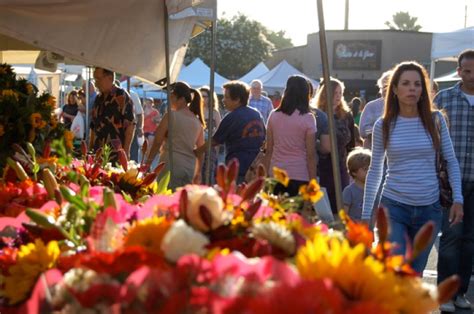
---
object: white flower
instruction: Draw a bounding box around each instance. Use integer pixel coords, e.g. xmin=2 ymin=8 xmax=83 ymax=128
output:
xmin=161 ymin=219 xmax=210 ymax=262
xmin=185 ymin=185 xmax=226 ymax=232
xmin=251 ymin=221 xmax=296 ymax=255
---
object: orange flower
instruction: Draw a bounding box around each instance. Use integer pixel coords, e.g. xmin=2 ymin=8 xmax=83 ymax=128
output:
xmin=63 ymin=130 xmax=74 ymax=149
xmin=340 ymin=211 xmax=374 ymax=248
xmin=298 ymin=179 xmax=323 ymax=203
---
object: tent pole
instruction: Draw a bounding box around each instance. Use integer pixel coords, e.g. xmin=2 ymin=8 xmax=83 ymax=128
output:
xmin=164 ymin=4 xmax=174 ymax=178
xmin=85 ymin=66 xmax=90 ymax=143
xmin=429 ymin=60 xmax=436 ymax=83
xmin=316 ymin=0 xmax=343 ymax=213
xmin=205 ymin=21 xmax=217 ymax=185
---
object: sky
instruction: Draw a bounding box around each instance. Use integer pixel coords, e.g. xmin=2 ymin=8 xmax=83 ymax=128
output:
xmin=219 ymin=0 xmax=474 ymax=46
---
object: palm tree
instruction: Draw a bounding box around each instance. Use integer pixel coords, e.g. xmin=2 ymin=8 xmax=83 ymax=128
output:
xmin=385 ymin=11 xmax=422 ymax=31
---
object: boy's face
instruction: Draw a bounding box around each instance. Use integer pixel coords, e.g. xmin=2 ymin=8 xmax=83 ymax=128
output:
xmin=353 ymin=166 xmax=368 ymax=184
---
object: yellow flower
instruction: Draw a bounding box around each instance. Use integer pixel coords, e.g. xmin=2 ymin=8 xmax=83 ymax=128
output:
xmin=273 ymin=167 xmax=289 ymax=187
xmin=63 ymin=130 xmax=74 ymax=149
xmin=46 ymin=95 xmax=56 ymax=108
xmin=260 ymin=192 xmax=285 ymax=212
xmin=30 ymin=112 xmax=42 ymax=128
xmin=124 ymin=216 xmax=172 ymax=256
xmin=0 ymin=124 xmax=4 ymax=137
xmin=1 ymin=239 xmax=60 ymax=305
xmin=298 ymin=179 xmax=323 ymax=203
xmin=206 ymin=247 xmax=230 ymax=260
xmin=295 ymin=234 xmax=423 ymax=314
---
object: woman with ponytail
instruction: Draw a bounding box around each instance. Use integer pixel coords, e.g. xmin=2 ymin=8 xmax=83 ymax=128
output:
xmin=145 ymin=81 xmax=205 ymax=190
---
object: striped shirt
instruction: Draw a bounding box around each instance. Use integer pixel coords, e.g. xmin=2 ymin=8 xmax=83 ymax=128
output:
xmin=434 ymin=83 xmax=474 ymax=183
xmin=362 ymin=112 xmax=463 ymax=220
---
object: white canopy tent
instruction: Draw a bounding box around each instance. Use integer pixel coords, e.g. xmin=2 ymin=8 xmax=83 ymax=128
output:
xmin=0 ymin=0 xmax=218 ymax=181
xmin=238 ymin=62 xmax=269 ymax=84
xmin=430 ymin=27 xmax=474 ymax=80
xmin=434 ymin=71 xmax=461 ymax=83
xmin=256 ymin=60 xmax=319 ymax=95
xmin=177 ymin=58 xmax=229 ymax=94
xmin=0 ymin=0 xmax=217 ymax=84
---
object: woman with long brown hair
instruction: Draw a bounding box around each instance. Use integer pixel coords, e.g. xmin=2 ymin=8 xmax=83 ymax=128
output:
xmin=145 ymin=82 xmax=205 ymax=190
xmin=316 ymin=77 xmax=358 ymax=212
xmin=362 ymin=61 xmax=463 ymax=274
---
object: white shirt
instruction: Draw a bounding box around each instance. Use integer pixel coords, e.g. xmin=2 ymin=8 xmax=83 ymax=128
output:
xmin=463 ymin=92 xmax=474 ymax=106
xmin=129 ymin=90 xmax=144 ymax=115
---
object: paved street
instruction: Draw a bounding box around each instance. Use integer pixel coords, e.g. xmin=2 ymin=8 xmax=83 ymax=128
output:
xmin=424 ymin=236 xmax=473 ymax=314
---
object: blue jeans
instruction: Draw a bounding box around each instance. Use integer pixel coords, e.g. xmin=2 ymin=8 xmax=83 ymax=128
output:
xmin=437 ymin=182 xmax=474 ymax=295
xmin=381 ymin=196 xmax=443 ymax=274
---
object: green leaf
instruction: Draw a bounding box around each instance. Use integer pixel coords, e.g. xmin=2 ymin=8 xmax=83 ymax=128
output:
xmin=121 ymin=191 xmax=134 ymax=203
xmin=157 ymin=171 xmax=170 ymax=194
xmin=25 ymin=208 xmax=70 ymax=239
xmin=59 ymin=186 xmax=87 ymax=211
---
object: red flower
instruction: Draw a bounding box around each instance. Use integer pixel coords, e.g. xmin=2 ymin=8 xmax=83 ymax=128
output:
xmin=0 ymin=180 xmax=49 ymax=217
xmin=241 ymin=279 xmax=346 ymax=314
xmin=57 ymin=246 xmax=168 ymax=276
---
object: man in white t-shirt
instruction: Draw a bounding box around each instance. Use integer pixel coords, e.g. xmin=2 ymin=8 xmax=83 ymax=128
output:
xmin=129 ymin=89 xmax=144 ymax=162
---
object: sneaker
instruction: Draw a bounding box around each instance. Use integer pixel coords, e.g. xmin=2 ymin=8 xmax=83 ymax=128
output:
xmin=454 ymin=295 xmax=472 ymax=309
xmin=440 ymin=301 xmax=455 ymax=312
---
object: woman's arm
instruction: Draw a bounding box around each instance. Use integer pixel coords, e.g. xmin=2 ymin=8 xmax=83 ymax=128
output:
xmin=361 ymin=119 xmax=385 ymax=221
xmin=193 ymin=127 xmax=205 ymax=184
xmin=262 ymin=126 xmax=273 ymax=175
xmin=214 ymin=109 xmax=222 ymax=131
xmin=145 ymin=113 xmax=168 ymax=167
xmin=305 ymin=131 xmax=317 ymax=180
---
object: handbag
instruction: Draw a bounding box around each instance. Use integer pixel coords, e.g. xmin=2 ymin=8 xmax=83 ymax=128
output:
xmin=245 ymin=148 xmax=265 ymax=183
xmin=434 ymin=113 xmax=453 ymax=208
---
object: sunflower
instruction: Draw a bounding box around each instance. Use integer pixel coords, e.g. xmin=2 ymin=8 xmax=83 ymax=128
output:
xmin=296 ymin=234 xmax=405 ymax=313
xmin=298 ymin=179 xmax=323 ymax=203
xmin=1 ymin=239 xmax=60 ymax=305
xmin=0 ymin=89 xmax=19 ymax=101
xmin=273 ymin=167 xmax=289 ymax=187
xmin=124 ymin=216 xmax=172 ymax=256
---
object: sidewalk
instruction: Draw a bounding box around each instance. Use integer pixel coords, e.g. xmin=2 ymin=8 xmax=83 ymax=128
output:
xmin=424 ymin=236 xmax=473 ymax=314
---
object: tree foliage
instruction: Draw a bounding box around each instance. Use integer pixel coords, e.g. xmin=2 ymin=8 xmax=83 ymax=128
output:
xmin=385 ymin=11 xmax=422 ymax=31
xmin=184 ymin=14 xmax=293 ymax=79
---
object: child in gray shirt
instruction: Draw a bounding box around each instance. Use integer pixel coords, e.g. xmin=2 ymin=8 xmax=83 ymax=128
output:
xmin=343 ymin=148 xmax=371 ymax=221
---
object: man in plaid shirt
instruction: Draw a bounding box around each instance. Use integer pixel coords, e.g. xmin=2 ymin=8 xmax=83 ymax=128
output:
xmin=249 ymin=79 xmax=273 ymax=123
xmin=436 ymin=49 xmax=474 ymax=311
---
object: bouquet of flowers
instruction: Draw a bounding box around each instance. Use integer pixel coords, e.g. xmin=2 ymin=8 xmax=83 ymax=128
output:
xmin=0 ymin=63 xmax=71 ymax=172
xmin=0 ymin=162 xmax=459 ymax=313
